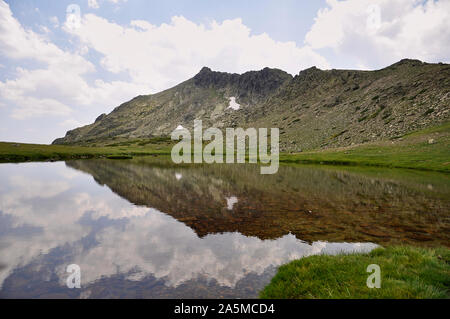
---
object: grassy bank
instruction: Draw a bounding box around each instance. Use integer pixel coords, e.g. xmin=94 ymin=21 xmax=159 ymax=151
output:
xmin=260 ymin=246 xmax=450 ymax=299
xmin=1 ymin=123 xmax=449 ymax=171
xmin=280 ymin=122 xmax=450 ymax=172
xmin=0 ymin=141 xmax=172 ymax=163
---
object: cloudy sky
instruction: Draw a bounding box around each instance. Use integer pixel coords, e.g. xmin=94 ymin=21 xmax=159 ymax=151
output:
xmin=0 ymin=0 xmax=449 ymax=143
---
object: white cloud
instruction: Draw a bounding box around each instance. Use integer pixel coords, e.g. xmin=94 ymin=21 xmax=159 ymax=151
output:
xmin=66 ymin=14 xmax=329 ymax=92
xmin=0 ymin=1 xmax=89 ymax=118
xmin=49 ymin=16 xmax=59 ymax=28
xmin=59 ymin=118 xmax=83 ymax=128
xmin=305 ymin=0 xmax=450 ymax=69
xmin=108 ymin=0 xmax=128 ymax=4
xmin=88 ymin=0 xmax=127 ymax=9
xmin=0 ymin=3 xmax=89 ymax=70
xmin=10 ymin=97 xmax=73 ymax=119
xmin=0 ymin=1 xmax=145 ymax=122
xmin=39 ymin=25 xmax=50 ymax=34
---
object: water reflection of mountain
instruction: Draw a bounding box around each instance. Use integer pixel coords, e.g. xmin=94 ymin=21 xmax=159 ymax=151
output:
xmin=66 ymin=159 xmax=450 ymax=247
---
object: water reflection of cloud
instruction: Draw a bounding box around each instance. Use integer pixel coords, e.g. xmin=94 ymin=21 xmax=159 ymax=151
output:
xmin=0 ymin=162 xmax=377 ymax=294
xmin=0 ymin=163 xmax=148 ymax=288
xmin=56 ymin=210 xmax=377 ymax=289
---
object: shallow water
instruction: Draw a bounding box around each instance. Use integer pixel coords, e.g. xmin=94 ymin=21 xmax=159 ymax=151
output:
xmin=0 ymin=159 xmax=448 ymax=298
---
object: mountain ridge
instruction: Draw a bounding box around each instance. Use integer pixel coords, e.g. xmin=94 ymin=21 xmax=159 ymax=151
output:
xmin=53 ymin=59 xmax=450 ymax=151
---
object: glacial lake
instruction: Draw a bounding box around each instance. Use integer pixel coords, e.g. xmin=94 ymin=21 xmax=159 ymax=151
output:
xmin=0 ymin=158 xmax=448 ymax=298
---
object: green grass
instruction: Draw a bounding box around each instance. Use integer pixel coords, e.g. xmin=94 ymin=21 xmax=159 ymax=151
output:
xmin=260 ymin=246 xmax=450 ymax=299
xmin=0 ymin=141 xmax=172 ymax=163
xmin=1 ymin=123 xmax=449 ymax=171
xmin=280 ymin=122 xmax=450 ymax=172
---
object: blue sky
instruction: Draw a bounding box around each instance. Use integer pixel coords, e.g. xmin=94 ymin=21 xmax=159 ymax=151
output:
xmin=0 ymin=0 xmax=449 ymax=143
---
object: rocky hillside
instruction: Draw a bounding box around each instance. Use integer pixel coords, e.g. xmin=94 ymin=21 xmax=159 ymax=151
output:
xmin=54 ymin=59 xmax=450 ymax=151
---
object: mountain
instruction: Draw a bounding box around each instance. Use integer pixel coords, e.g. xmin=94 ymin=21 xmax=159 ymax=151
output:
xmin=53 ymin=59 xmax=450 ymax=151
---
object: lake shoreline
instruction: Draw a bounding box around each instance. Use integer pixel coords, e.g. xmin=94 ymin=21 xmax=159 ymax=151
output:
xmin=2 ymin=122 xmax=449 ymax=170
xmin=0 ymin=139 xmax=449 ymax=173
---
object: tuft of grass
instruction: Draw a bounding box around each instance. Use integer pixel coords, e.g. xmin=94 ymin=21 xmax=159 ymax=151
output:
xmin=260 ymin=246 xmax=450 ymax=299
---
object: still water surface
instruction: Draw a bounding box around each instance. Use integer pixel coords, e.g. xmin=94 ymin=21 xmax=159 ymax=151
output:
xmin=0 ymin=159 xmax=448 ymax=298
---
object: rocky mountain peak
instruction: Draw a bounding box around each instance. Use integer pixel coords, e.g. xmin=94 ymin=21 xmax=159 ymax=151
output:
xmin=296 ymin=66 xmax=323 ymax=77
xmin=292 ymin=66 xmax=328 ymax=85
xmin=386 ymin=58 xmax=427 ymax=69
xmin=193 ymin=67 xmax=238 ymax=88
xmin=192 ymin=67 xmax=292 ymax=103
xmin=197 ymin=66 xmax=212 ymax=74
xmin=53 ymin=59 xmax=449 ymax=150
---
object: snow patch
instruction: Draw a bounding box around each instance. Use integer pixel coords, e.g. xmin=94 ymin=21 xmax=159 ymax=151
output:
xmin=228 ymin=97 xmax=240 ymax=110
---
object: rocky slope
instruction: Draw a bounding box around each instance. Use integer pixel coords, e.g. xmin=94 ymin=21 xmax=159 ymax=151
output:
xmin=53 ymin=67 xmax=292 ymax=145
xmin=54 ymin=59 xmax=450 ymax=151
